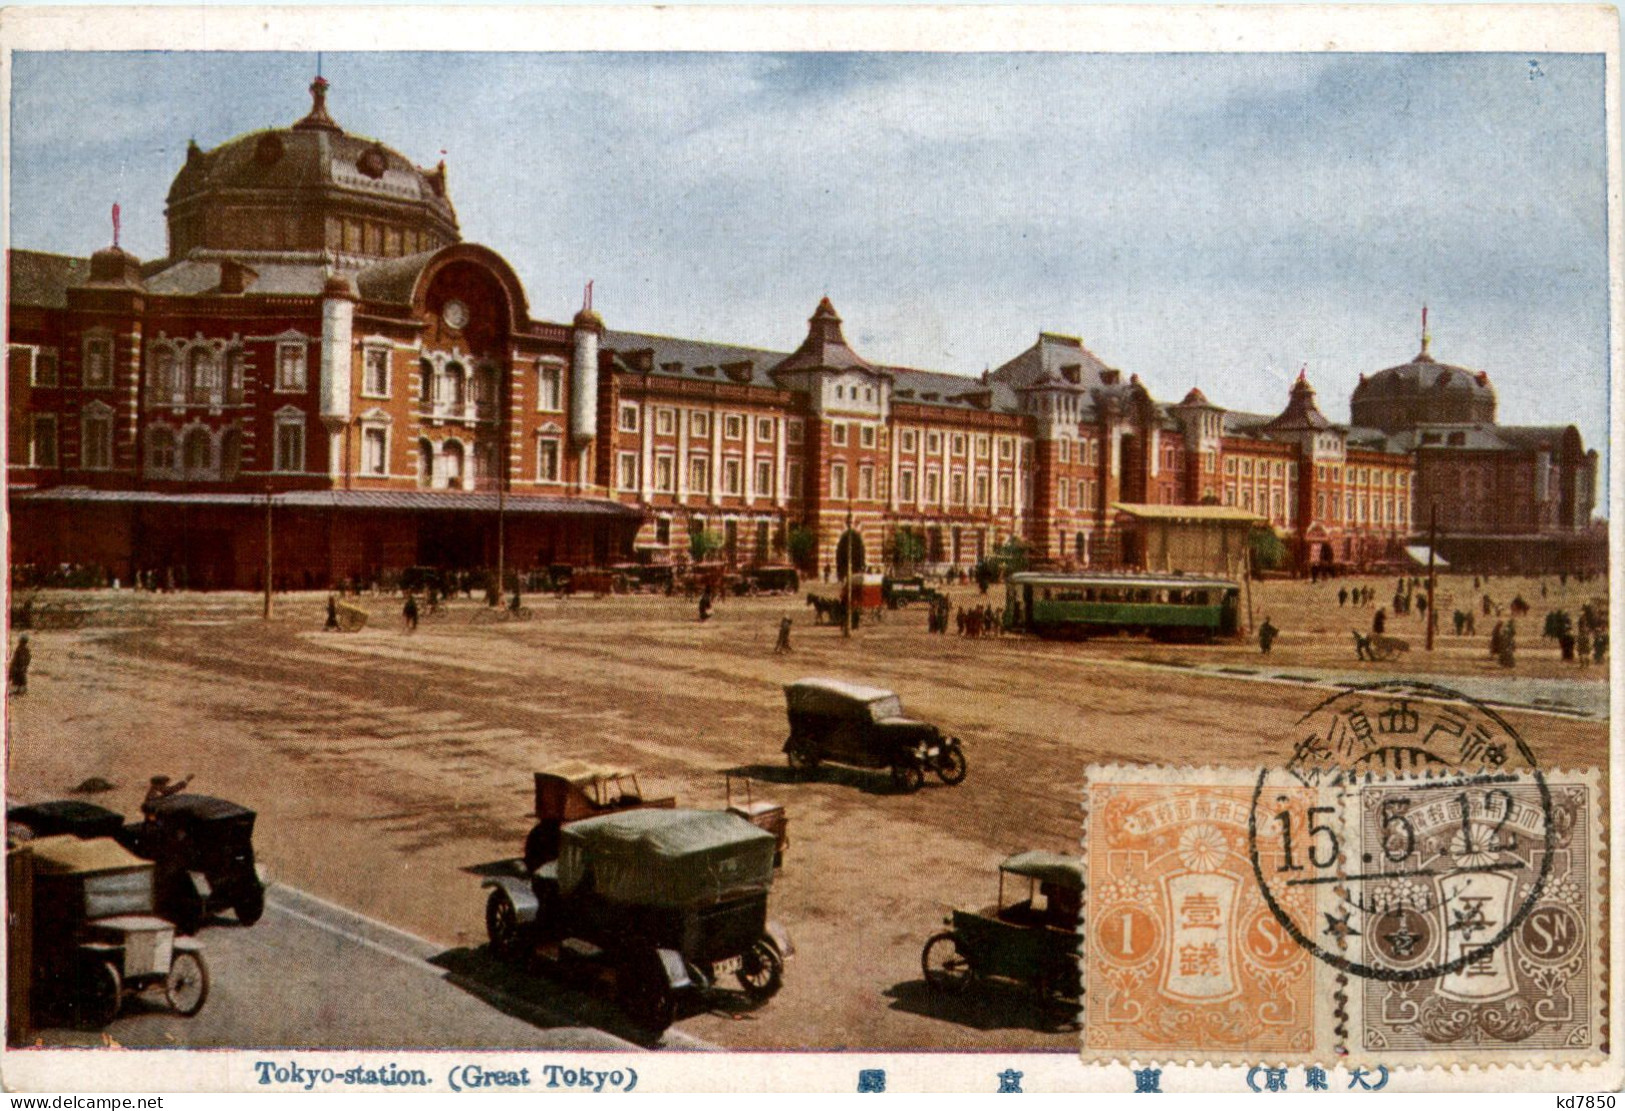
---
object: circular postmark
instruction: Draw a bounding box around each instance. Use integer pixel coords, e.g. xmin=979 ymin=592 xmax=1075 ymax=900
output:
xmin=1247 ymin=680 xmax=1554 ymax=982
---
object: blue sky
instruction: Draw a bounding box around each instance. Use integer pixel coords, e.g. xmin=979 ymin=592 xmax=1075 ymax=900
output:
xmin=9 ymin=51 xmax=1610 ymax=474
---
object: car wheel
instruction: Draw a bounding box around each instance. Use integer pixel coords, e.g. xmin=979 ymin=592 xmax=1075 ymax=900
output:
xmin=736 ymin=938 xmax=784 ymax=1001
xmin=74 ymin=960 xmax=123 ymax=1029
xmin=485 ymin=888 xmax=525 ymax=959
xmin=891 ymin=763 xmax=925 ymax=793
xmin=785 ymin=738 xmax=819 ymax=775
xmin=616 ymin=951 xmax=676 ymax=1033
xmin=921 ymin=932 xmax=974 ymax=994
xmin=165 ymin=951 xmax=210 ymax=1016
xmin=935 ymin=745 xmax=968 ymax=786
xmin=234 ymin=883 xmax=266 ymax=926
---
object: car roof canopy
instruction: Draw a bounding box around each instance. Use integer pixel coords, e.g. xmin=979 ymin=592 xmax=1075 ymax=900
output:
xmin=27 ymin=834 xmax=151 ymax=876
xmin=1000 ymin=850 xmax=1085 ymax=891
xmin=558 ymin=809 xmax=776 ymax=906
xmin=785 ymin=678 xmax=901 ymax=715
xmin=145 ymin=794 xmax=255 ymax=821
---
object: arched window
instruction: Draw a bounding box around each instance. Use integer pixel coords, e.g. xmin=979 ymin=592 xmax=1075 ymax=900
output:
xmin=148 ymin=426 xmax=177 ymax=473
xmin=440 ymin=362 xmax=466 ymax=410
xmin=183 ymin=427 xmax=213 ymax=474
xmin=187 ymin=347 xmax=219 ymax=403
xmin=149 ymin=346 xmax=179 ymax=403
xmin=442 ymin=440 xmax=465 ymax=488
xmin=474 ymin=365 xmax=499 ymax=418
xmin=225 ymin=349 xmax=245 ymax=403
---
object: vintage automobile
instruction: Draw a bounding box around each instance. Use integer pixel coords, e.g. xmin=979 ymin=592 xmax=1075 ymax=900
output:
xmin=7 ymin=799 xmax=126 ymax=848
xmin=782 ymin=678 xmax=967 ymax=792
xmin=739 ymin=566 xmax=801 ymax=595
xmin=118 ymin=794 xmax=268 ymax=934
xmin=524 ymin=762 xmax=677 ymax=871
xmin=26 ymin=835 xmax=210 ymax=1027
xmin=725 ymin=774 xmax=788 ymax=866
xmin=483 ymin=808 xmax=792 ymax=1032
xmin=920 ymin=851 xmax=1082 ymax=1003
xmin=882 ymin=576 xmax=943 ymax=609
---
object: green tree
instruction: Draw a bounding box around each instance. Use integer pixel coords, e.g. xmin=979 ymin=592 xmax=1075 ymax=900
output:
xmin=1248 ymin=527 xmax=1286 ymax=574
xmin=786 ymin=524 xmax=818 ymax=571
xmin=994 ymin=536 xmax=1030 ymax=575
xmin=689 ymin=526 xmax=723 ymax=563
xmin=891 ymin=528 xmax=927 ymax=571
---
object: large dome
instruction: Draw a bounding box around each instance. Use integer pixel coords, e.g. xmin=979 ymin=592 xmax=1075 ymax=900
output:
xmin=164 ymin=77 xmax=459 ymax=265
xmin=1350 ymin=346 xmax=1496 ymax=433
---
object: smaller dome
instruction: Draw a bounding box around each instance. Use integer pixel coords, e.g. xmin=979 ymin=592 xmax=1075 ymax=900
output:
xmin=322 ymin=273 xmax=358 ymax=300
xmin=87 ymin=245 xmax=143 ymax=289
xmin=573 ymin=306 xmax=604 ymax=332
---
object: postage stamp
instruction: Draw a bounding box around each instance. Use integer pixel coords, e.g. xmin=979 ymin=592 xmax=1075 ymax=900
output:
xmin=1 ymin=3 xmax=1618 ymax=1097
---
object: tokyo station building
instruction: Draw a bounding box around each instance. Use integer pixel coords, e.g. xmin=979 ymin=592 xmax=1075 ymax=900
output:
xmin=6 ymin=80 xmax=1602 ymax=589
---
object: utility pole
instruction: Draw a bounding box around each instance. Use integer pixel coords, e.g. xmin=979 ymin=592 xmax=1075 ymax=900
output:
xmin=1425 ymin=502 xmax=1438 ymax=652
xmin=262 ymin=485 xmax=274 ymax=620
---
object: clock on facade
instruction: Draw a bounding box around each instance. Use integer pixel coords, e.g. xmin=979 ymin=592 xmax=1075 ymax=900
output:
xmin=441 ymin=299 xmax=470 ymax=331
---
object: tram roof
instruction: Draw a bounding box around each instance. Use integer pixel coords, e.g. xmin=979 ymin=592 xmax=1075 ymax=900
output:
xmin=1008 ymin=571 xmax=1239 ymax=590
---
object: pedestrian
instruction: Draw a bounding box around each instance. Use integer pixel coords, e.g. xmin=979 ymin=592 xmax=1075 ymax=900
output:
xmin=1499 ymin=619 xmax=1518 ymax=669
xmin=1416 ymin=594 xmax=1427 ymax=617
xmin=1593 ymin=631 xmax=1608 ymax=664
xmin=142 ymin=773 xmax=193 ymax=815
xmin=1453 ymin=610 xmax=1466 ymax=637
xmin=774 ymin=616 xmax=793 ymax=655
xmin=1465 ymin=611 xmax=1476 ymax=636
xmin=1373 ymin=607 xmax=1387 ymax=635
xmin=1489 ymin=620 xmax=1504 ymax=659
xmin=8 ymin=634 xmax=31 ymax=695
xmin=699 ymin=586 xmax=714 ymax=623
xmin=326 ymin=593 xmax=340 ymax=631
xmin=403 ymin=593 xmax=419 ymax=632
xmin=1338 ymin=587 xmax=1348 ymax=607
xmin=1258 ymin=616 xmax=1279 ymax=655
xmin=1576 ymin=624 xmax=1591 ymax=668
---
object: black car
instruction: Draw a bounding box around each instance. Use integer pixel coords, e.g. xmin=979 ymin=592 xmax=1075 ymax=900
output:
xmin=118 ymin=795 xmax=268 ymax=934
xmin=483 ymin=808 xmax=791 ymax=1032
xmin=781 ymin=678 xmax=968 ymax=792
xmin=7 ymin=800 xmax=126 ymax=848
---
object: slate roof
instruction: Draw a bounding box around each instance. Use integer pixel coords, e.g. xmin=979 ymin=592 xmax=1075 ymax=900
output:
xmin=1354 ymin=352 xmax=1494 ymax=397
xmin=8 ymin=250 xmax=90 ymax=309
xmin=142 ymin=256 xmax=332 ymax=298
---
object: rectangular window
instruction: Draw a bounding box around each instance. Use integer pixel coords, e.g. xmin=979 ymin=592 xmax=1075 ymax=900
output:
xmin=276 ymin=342 xmax=307 ymax=391
xmin=655 ymin=455 xmax=676 ymax=492
xmin=657 ymin=408 xmax=676 ymax=436
xmin=952 ymin=433 xmax=966 ymax=456
xmin=975 ymin=435 xmax=990 ymax=459
xmin=655 ymin=517 xmax=672 ymax=546
xmin=725 ymin=414 xmax=743 ymax=440
xmin=363 ymin=348 xmax=391 ymax=397
xmin=1059 ymin=440 xmax=1069 ymax=464
xmin=951 ymin=472 xmax=966 ymax=504
xmin=999 ymin=475 xmax=1013 ymax=506
xmin=832 ymin=422 xmax=848 ymax=447
xmin=81 ymin=411 xmax=112 ymax=470
xmin=33 ymin=348 xmax=60 ymax=388
xmin=786 ymin=418 xmax=803 ymax=445
xmin=974 ymin=473 xmax=988 ymax=505
xmin=619 ymin=404 xmax=639 ymax=433
xmin=82 ymin=337 xmax=112 ymax=388
xmin=830 ymin=462 xmax=848 ymax=500
xmin=859 ymin=465 xmax=875 ymax=500
xmin=537 ymin=438 xmax=561 ymax=482
xmin=274 ymin=419 xmax=305 ymax=472
xmin=1057 ymin=480 xmax=1069 ymax=510
xmin=786 ymin=460 xmax=803 ymax=499
xmin=691 ymin=411 xmax=711 ymax=439
xmin=925 ymin=469 xmax=941 ymax=503
xmin=755 ymin=458 xmax=773 ymax=496
xmin=537 ymin=364 xmax=563 ymax=411
xmin=999 ymin=438 xmax=1013 ymax=460
xmin=31 ymin=414 xmax=57 ymax=467
xmin=901 ymin=429 xmax=917 ymax=453
xmin=362 ymin=427 xmax=388 ymax=475
xmin=618 ymin=452 xmax=639 ymax=490
xmin=860 ymin=425 xmax=876 ymax=449
xmin=756 ymin=417 xmax=774 ymax=442
xmin=689 ymin=455 xmax=710 ymax=491
xmin=899 ymin=469 xmax=916 ymax=501
xmin=723 ymin=457 xmax=742 ymax=494
xmin=927 ymin=431 xmax=942 ymax=455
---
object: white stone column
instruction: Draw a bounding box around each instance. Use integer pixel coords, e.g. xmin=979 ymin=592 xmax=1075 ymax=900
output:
xmin=640 ymin=399 xmax=653 ymax=502
xmin=678 ymin=407 xmax=690 ymax=502
xmin=774 ymin=416 xmax=787 ymax=508
xmin=744 ymin=413 xmax=756 ymax=508
xmin=710 ymin=409 xmax=723 ymax=506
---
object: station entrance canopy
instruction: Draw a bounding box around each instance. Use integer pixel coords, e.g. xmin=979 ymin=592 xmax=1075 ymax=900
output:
xmin=1111 ymin=502 xmax=1264 ymax=577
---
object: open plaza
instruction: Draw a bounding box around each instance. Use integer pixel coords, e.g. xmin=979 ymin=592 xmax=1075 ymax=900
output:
xmin=4 ymin=572 xmax=1608 ymax=1050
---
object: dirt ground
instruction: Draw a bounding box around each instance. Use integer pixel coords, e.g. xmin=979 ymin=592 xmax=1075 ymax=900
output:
xmin=4 ymin=572 xmax=1609 ymax=1050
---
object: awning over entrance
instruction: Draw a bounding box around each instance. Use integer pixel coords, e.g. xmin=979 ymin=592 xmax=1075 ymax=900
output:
xmin=10 ymin=486 xmax=643 ymax=518
xmin=1404 ymin=544 xmax=1449 ymax=568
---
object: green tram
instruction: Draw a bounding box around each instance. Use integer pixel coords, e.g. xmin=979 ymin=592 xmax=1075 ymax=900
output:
xmin=1004 ymin=572 xmax=1242 ymax=642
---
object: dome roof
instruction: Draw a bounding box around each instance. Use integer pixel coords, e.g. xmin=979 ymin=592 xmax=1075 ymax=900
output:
xmin=1353 ymin=351 xmax=1494 ymax=398
xmin=164 ymin=77 xmax=459 ymax=263
xmin=1350 ymin=337 xmax=1497 ymax=434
